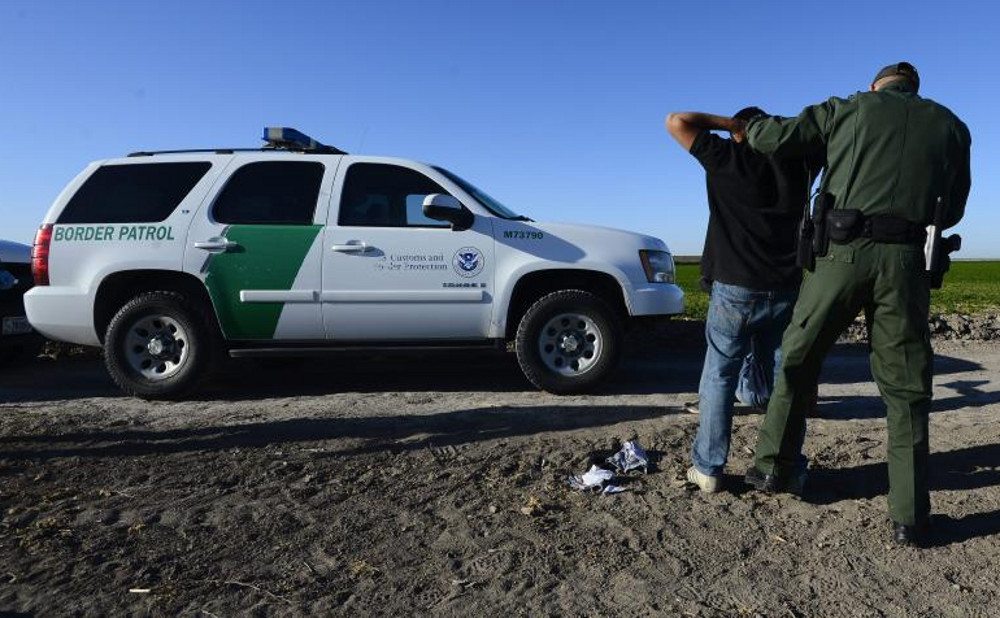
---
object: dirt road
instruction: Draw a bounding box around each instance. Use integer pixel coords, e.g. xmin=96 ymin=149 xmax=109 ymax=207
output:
xmin=1 ymin=338 xmax=999 ymax=617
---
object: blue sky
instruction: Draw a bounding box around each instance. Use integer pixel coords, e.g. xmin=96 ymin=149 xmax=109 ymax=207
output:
xmin=1 ymin=0 xmax=995 ymax=256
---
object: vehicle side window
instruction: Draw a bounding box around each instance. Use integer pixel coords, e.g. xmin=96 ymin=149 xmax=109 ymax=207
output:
xmin=339 ymin=163 xmax=451 ymax=227
xmin=213 ymin=161 xmax=324 ymax=225
xmin=58 ymin=162 xmax=211 ymax=224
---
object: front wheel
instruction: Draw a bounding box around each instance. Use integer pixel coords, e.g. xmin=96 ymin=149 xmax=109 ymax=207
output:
xmin=104 ymin=291 xmax=218 ymax=399
xmin=514 ymin=290 xmax=623 ymax=394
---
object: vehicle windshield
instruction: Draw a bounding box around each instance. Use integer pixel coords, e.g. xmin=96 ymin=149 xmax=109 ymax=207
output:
xmin=433 ymin=166 xmax=529 ymax=220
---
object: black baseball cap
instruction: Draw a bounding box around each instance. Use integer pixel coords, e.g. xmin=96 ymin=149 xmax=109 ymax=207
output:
xmin=734 ymin=106 xmax=767 ymax=122
xmin=873 ymin=62 xmax=920 ymax=90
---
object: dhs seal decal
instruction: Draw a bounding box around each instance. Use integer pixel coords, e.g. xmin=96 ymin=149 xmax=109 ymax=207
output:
xmin=453 ymin=247 xmax=485 ymax=278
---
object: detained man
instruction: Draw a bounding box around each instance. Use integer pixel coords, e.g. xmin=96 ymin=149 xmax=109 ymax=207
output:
xmin=665 ymin=107 xmax=817 ymax=492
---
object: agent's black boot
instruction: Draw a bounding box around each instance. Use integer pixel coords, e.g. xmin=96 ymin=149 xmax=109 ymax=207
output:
xmin=891 ymin=520 xmax=929 ymax=547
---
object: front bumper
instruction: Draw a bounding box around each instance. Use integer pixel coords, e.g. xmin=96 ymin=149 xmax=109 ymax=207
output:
xmin=629 ymin=283 xmax=685 ymax=316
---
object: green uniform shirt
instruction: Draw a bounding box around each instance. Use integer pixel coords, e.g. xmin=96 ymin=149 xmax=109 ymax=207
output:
xmin=747 ymin=82 xmax=972 ymax=228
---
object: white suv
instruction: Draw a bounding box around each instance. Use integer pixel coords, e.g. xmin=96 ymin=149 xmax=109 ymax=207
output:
xmin=25 ymin=128 xmax=683 ymax=398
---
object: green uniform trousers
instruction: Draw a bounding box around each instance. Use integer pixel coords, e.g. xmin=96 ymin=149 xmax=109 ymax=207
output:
xmin=754 ymin=238 xmax=933 ymax=525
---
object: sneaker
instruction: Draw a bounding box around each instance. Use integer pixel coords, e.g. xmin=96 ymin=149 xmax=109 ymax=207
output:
xmin=744 ymin=465 xmax=807 ymax=496
xmin=683 ymin=400 xmax=699 ymax=414
xmin=686 ymin=466 xmax=721 ymax=493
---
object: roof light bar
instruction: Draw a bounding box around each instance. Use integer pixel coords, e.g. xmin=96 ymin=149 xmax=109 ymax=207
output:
xmin=262 ymin=127 xmax=346 ymax=154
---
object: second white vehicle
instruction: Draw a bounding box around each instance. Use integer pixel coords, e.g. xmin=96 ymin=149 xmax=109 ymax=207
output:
xmin=26 ymin=128 xmax=684 ymax=398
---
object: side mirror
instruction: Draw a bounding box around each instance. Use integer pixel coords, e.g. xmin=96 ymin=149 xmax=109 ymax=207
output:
xmin=423 ymin=194 xmax=473 ymax=231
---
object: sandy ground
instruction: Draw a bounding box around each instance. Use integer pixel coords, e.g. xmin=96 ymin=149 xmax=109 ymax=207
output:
xmin=1 ymin=335 xmax=999 ymax=618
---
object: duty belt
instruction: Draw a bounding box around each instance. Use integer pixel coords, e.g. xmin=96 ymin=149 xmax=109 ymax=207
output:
xmin=827 ymin=209 xmax=927 ymax=245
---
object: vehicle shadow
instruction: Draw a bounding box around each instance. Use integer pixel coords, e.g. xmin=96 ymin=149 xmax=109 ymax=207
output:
xmin=0 ymin=403 xmax=682 ymax=460
xmin=0 ymin=339 xmax=986 ymax=403
xmin=0 ymin=357 xmax=119 ymax=403
xmin=0 ymin=347 xmax=706 ymax=403
xmin=0 ymin=353 xmax=535 ymax=403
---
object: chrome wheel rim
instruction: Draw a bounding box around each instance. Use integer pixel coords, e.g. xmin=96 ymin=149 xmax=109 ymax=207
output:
xmin=123 ymin=314 xmax=190 ymax=381
xmin=538 ymin=312 xmax=602 ymax=376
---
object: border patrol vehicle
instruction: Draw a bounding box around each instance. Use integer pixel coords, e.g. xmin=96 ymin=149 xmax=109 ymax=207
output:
xmin=25 ymin=128 xmax=684 ymax=399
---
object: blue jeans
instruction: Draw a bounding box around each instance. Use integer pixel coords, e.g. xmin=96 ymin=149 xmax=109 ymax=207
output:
xmin=692 ymin=281 xmax=798 ymax=477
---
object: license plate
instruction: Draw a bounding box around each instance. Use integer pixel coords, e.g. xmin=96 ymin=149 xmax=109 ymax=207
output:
xmin=2 ymin=316 xmax=32 ymax=336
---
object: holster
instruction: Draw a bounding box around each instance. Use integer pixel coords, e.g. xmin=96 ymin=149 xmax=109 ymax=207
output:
xmin=930 ymin=255 xmax=950 ymax=289
xmin=796 ymin=219 xmax=815 ymax=271
xmin=796 ymin=193 xmax=834 ymax=271
xmin=811 ymin=193 xmax=834 ymax=257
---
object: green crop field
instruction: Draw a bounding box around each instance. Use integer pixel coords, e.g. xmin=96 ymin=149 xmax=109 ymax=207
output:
xmin=931 ymin=260 xmax=1000 ymax=314
xmin=674 ymin=260 xmax=1000 ymax=321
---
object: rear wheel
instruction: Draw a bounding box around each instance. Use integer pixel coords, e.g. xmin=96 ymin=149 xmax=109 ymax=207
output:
xmin=104 ymin=291 xmax=218 ymax=399
xmin=515 ymin=290 xmax=623 ymax=394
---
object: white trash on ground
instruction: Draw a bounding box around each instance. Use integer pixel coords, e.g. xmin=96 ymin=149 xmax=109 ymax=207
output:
xmin=568 ymin=464 xmax=614 ymax=491
xmin=605 ymin=440 xmax=649 ymax=474
xmin=568 ymin=440 xmax=651 ymax=495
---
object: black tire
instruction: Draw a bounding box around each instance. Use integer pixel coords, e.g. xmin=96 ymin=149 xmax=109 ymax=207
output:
xmin=104 ymin=291 xmax=219 ymax=400
xmin=514 ymin=289 xmax=623 ymax=394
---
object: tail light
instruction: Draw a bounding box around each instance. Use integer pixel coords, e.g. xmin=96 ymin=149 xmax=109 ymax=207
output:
xmin=32 ymin=224 xmax=53 ymax=286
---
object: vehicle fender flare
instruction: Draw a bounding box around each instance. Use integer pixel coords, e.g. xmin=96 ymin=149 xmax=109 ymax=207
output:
xmin=493 ymin=263 xmax=634 ymax=338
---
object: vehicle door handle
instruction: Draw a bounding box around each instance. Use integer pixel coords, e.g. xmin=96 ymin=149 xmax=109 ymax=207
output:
xmin=331 ymin=242 xmax=370 ymax=253
xmin=194 ymin=237 xmax=239 ymax=252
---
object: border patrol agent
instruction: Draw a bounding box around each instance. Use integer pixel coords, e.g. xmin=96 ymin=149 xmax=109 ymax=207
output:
xmin=740 ymin=62 xmax=972 ymax=546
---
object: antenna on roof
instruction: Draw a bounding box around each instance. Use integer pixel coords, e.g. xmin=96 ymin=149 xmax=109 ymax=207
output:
xmin=262 ymin=127 xmax=347 ymax=154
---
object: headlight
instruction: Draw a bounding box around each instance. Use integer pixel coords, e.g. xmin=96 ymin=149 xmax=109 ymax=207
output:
xmin=639 ymin=250 xmax=675 ymax=284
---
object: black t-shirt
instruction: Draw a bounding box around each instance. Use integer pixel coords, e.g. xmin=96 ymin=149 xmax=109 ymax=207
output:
xmin=689 ymin=130 xmax=812 ymax=290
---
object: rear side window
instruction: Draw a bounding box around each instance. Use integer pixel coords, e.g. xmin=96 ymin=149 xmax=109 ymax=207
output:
xmin=58 ymin=162 xmax=211 ymax=224
xmin=213 ymin=161 xmax=324 ymax=225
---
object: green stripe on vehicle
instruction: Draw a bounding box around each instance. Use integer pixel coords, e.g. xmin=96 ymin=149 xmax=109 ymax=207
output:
xmin=205 ymin=225 xmax=321 ymax=339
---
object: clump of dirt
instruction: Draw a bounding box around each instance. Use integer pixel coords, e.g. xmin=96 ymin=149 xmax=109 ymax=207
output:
xmin=839 ymin=312 xmax=1000 ymax=344
xmin=929 ymin=313 xmax=1000 ymax=340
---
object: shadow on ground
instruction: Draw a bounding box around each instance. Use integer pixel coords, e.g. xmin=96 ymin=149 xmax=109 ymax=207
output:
xmin=802 ymin=441 xmax=1000 ymax=545
xmin=0 ymin=341 xmax=983 ymax=404
xmin=929 ymin=509 xmax=1000 ymax=547
xmin=0 ymin=344 xmax=706 ymax=402
xmin=0 ymin=404 xmax=682 ymax=460
xmin=807 ymin=442 xmax=1000 ymax=502
xmin=813 ymin=378 xmax=1000 ymax=420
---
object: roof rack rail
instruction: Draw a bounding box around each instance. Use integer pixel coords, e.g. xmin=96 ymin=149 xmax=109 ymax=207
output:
xmin=127 ymin=127 xmax=347 ymax=157
xmin=128 ymin=148 xmax=261 ymax=157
